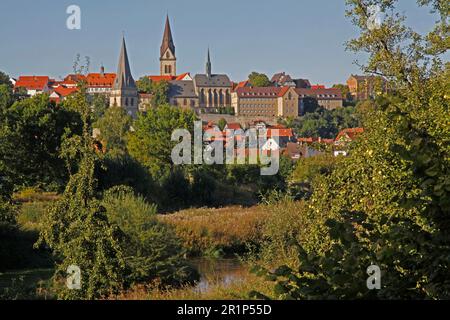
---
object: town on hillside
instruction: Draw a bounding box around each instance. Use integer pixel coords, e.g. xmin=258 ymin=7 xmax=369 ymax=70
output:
xmin=9 ymin=16 xmax=387 ymax=160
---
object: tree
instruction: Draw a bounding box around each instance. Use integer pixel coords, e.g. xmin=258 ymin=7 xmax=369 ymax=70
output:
xmin=257 ymin=0 xmax=450 ymax=299
xmin=90 ymin=94 xmax=108 ymax=122
xmin=94 ymin=106 xmax=132 ymax=156
xmin=218 ymin=118 xmax=227 ymax=131
xmin=137 ymin=76 xmax=152 ymax=94
xmin=151 ymin=80 xmax=169 ymax=107
xmin=0 ymin=84 xmax=12 ymax=110
xmin=248 ymin=72 xmax=271 ymax=87
xmin=0 ymin=71 xmax=12 ymax=89
xmin=127 ymin=104 xmax=197 ymax=179
xmin=37 ymin=89 xmax=126 ymax=300
xmin=0 ymin=94 xmax=82 ymax=190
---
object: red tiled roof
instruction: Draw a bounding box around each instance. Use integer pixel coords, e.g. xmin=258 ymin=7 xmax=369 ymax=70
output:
xmin=175 ymin=73 xmax=191 ymax=81
xmin=311 ymin=85 xmax=326 ymax=90
xmin=336 ymin=128 xmax=365 ymax=141
xmin=86 ymin=73 xmax=116 ymax=87
xmin=149 ymin=75 xmax=176 ymax=82
xmin=53 ymin=85 xmax=79 ymax=97
xmin=297 ymin=137 xmax=335 ymax=144
xmin=267 ymin=128 xmax=294 ymax=138
xmin=15 ymin=76 xmax=49 ymax=90
xmin=236 ymin=86 xmax=292 ymax=98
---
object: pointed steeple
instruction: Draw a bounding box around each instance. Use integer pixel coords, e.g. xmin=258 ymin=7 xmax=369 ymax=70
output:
xmin=113 ymin=36 xmax=136 ymax=90
xmin=160 ymin=15 xmax=175 ymax=58
xmin=206 ymin=48 xmax=212 ymax=78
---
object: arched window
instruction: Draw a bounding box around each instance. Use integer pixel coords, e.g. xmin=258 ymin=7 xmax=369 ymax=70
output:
xmin=168 ymin=65 xmax=172 ymax=74
xmin=166 ymin=51 xmax=170 ymax=59
xmin=125 ymin=98 xmax=128 ymax=106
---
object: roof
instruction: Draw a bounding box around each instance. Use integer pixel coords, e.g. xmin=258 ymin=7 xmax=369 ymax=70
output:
xmin=236 ymin=86 xmax=293 ymax=98
xmin=161 ymin=15 xmax=175 ymax=57
xmin=295 ymin=88 xmax=342 ymax=100
xmin=15 ymin=76 xmax=49 ymax=90
xmin=112 ymin=37 xmax=136 ymax=91
xmin=86 ymin=73 xmax=116 ymax=87
xmin=297 ymin=137 xmax=335 ymax=144
xmin=193 ymin=74 xmax=232 ymax=87
xmin=267 ymin=128 xmax=294 ymax=138
xmin=336 ymin=128 xmax=365 ymax=141
xmin=175 ymin=73 xmax=191 ymax=81
xmin=168 ymin=80 xmax=197 ymax=98
xmin=53 ymin=85 xmax=79 ymax=97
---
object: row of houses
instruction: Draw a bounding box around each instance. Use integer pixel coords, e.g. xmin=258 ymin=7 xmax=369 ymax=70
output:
xmin=200 ymin=119 xmax=364 ymax=160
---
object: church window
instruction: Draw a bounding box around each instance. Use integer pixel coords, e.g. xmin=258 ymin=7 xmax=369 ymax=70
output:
xmin=125 ymin=98 xmax=128 ymax=106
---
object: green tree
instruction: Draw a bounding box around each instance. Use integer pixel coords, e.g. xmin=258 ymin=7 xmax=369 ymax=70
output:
xmin=127 ymin=104 xmax=197 ymax=179
xmin=0 ymin=84 xmax=12 ymax=110
xmin=218 ymin=118 xmax=227 ymax=131
xmin=0 ymin=94 xmax=82 ymax=190
xmin=151 ymin=80 xmax=169 ymax=107
xmin=248 ymin=72 xmax=271 ymax=87
xmin=37 ymin=90 xmax=126 ymax=300
xmin=0 ymin=71 xmax=12 ymax=89
xmin=137 ymin=76 xmax=153 ymax=94
xmin=257 ymin=0 xmax=450 ymax=300
xmin=94 ymin=106 xmax=132 ymax=156
xmin=90 ymin=94 xmax=108 ymax=122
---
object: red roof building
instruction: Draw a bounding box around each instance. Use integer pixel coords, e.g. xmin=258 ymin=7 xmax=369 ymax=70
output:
xmin=15 ymin=76 xmax=50 ymax=95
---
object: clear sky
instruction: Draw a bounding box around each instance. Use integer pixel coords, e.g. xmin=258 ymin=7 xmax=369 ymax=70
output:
xmin=0 ymin=0 xmax=441 ymax=86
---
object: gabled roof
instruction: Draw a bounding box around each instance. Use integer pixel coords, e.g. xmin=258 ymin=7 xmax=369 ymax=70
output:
xmin=161 ymin=15 xmax=175 ymax=57
xmin=53 ymin=85 xmax=79 ymax=97
xmin=168 ymin=80 xmax=197 ymax=98
xmin=336 ymin=128 xmax=365 ymax=142
xmin=15 ymin=76 xmax=49 ymax=90
xmin=193 ymin=74 xmax=232 ymax=87
xmin=175 ymin=73 xmax=192 ymax=81
xmin=112 ymin=37 xmax=136 ymax=91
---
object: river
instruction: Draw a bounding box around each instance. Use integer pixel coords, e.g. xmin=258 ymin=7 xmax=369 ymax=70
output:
xmin=0 ymin=258 xmax=246 ymax=296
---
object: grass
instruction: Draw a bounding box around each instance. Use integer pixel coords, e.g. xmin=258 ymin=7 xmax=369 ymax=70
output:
xmin=158 ymin=206 xmax=270 ymax=257
xmin=112 ymin=268 xmax=275 ymax=300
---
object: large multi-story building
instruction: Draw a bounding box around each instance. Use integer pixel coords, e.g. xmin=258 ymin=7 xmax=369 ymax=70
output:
xmin=296 ymin=88 xmax=343 ymax=111
xmin=232 ymin=86 xmax=299 ymax=118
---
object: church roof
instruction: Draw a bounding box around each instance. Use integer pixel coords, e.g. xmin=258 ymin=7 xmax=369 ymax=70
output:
xmin=113 ymin=37 xmax=136 ymax=91
xmin=193 ymin=74 xmax=232 ymax=87
xmin=168 ymin=80 xmax=197 ymax=98
xmin=161 ymin=15 xmax=175 ymax=57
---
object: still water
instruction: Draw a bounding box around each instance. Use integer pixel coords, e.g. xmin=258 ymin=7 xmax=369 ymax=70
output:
xmin=0 ymin=258 xmax=246 ymax=294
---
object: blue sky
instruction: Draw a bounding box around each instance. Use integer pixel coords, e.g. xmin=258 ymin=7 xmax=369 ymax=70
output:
xmin=0 ymin=0 xmax=441 ymax=86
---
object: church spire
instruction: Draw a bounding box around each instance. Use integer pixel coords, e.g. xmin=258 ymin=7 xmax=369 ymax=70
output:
xmin=160 ymin=15 xmax=175 ymax=58
xmin=113 ymin=36 xmax=136 ymax=90
xmin=206 ymin=48 xmax=212 ymax=78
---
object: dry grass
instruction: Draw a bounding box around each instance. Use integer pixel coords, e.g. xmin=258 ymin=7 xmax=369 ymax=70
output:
xmin=113 ymin=272 xmax=274 ymax=300
xmin=158 ymin=206 xmax=270 ymax=256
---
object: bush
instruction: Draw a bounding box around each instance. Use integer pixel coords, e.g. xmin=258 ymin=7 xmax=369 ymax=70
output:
xmin=102 ymin=187 xmax=199 ymax=287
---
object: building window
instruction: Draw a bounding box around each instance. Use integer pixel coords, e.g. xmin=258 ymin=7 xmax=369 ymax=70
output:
xmin=125 ymin=98 xmax=128 ymax=106
xmin=131 ymin=98 xmax=134 ymax=106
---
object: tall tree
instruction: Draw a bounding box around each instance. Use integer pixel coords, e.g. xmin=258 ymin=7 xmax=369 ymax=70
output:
xmin=248 ymin=72 xmax=271 ymax=87
xmin=136 ymin=76 xmax=153 ymax=94
xmin=37 ymin=89 xmax=126 ymax=300
xmin=151 ymin=80 xmax=169 ymax=107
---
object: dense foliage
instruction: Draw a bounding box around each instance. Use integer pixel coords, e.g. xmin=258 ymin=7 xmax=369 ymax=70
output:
xmin=255 ymin=0 xmax=450 ymax=300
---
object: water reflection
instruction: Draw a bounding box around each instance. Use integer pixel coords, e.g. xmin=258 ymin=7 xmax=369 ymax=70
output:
xmin=189 ymin=258 xmax=246 ymax=294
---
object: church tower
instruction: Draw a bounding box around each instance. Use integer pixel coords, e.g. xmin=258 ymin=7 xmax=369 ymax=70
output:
xmin=160 ymin=15 xmax=176 ymax=76
xmin=110 ymin=36 xmax=139 ymax=118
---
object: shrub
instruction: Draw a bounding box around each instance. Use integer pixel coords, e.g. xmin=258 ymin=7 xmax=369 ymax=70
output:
xmin=102 ymin=187 xmax=199 ymax=287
